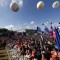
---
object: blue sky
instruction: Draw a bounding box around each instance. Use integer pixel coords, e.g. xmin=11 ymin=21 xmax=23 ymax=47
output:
xmin=0 ymin=0 xmax=60 ymax=30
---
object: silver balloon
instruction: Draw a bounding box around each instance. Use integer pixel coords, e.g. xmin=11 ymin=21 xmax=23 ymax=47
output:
xmin=10 ymin=3 xmax=19 ymax=12
xmin=52 ymin=1 xmax=60 ymax=8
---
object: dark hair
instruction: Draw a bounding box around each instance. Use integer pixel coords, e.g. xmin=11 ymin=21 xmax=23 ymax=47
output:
xmin=42 ymin=53 xmax=46 ymax=58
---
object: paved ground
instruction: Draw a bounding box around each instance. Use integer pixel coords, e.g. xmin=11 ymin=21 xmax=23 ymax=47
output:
xmin=0 ymin=47 xmax=9 ymax=60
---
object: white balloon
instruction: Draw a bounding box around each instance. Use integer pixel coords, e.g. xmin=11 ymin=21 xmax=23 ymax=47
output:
xmin=47 ymin=22 xmax=48 ymax=23
xmin=37 ymin=1 xmax=44 ymax=10
xmin=52 ymin=1 xmax=60 ymax=8
xmin=18 ymin=0 xmax=23 ymax=7
xmin=10 ymin=2 xmax=19 ymax=12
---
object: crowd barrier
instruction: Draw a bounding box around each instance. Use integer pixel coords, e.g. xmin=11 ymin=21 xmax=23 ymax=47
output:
xmin=6 ymin=46 xmax=29 ymax=60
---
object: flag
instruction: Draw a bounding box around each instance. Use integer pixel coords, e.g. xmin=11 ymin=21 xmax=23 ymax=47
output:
xmin=51 ymin=28 xmax=56 ymax=39
xmin=44 ymin=26 xmax=50 ymax=33
xmin=50 ymin=25 xmax=55 ymax=38
xmin=57 ymin=27 xmax=60 ymax=35
xmin=36 ymin=26 xmax=42 ymax=33
xmin=55 ymin=28 xmax=60 ymax=51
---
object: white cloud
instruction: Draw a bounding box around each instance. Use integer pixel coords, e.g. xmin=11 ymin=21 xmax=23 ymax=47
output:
xmin=30 ymin=21 xmax=34 ymax=25
xmin=4 ymin=25 xmax=20 ymax=30
xmin=25 ymin=25 xmax=31 ymax=29
xmin=25 ymin=25 xmax=33 ymax=29
xmin=5 ymin=25 xmax=14 ymax=30
xmin=33 ymin=25 xmax=37 ymax=28
xmin=24 ymin=23 xmax=27 ymax=25
xmin=25 ymin=24 xmax=37 ymax=29
xmin=0 ymin=0 xmax=23 ymax=7
xmin=4 ymin=25 xmax=26 ymax=32
xmin=24 ymin=21 xmax=35 ymax=29
xmin=0 ymin=0 xmax=10 ymax=7
xmin=4 ymin=23 xmax=37 ymax=32
xmin=52 ymin=23 xmax=58 ymax=27
xmin=23 ymin=21 xmax=36 ymax=29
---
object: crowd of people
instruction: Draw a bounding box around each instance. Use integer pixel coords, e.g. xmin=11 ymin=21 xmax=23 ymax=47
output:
xmin=0 ymin=32 xmax=60 ymax=60
xmin=5 ymin=33 xmax=60 ymax=60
